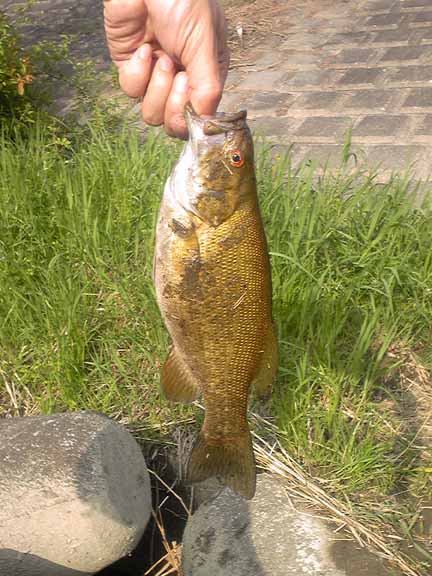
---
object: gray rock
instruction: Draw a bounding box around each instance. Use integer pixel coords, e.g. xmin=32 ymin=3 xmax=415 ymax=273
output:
xmin=182 ymin=475 xmax=399 ymax=576
xmin=0 ymin=411 xmax=151 ymax=576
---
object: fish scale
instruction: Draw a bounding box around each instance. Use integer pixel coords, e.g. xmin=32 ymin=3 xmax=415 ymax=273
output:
xmin=154 ymin=104 xmax=278 ymax=499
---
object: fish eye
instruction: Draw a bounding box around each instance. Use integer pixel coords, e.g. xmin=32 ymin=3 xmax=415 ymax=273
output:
xmin=230 ymin=149 xmax=244 ymax=168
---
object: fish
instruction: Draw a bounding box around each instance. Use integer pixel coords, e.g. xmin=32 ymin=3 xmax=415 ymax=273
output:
xmin=153 ymin=103 xmax=278 ymax=499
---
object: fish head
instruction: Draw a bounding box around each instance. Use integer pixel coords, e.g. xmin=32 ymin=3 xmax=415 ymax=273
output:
xmin=172 ymin=104 xmax=255 ymax=227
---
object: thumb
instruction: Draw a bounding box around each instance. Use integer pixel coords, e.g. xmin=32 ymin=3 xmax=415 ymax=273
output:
xmin=185 ymin=33 xmax=229 ymax=116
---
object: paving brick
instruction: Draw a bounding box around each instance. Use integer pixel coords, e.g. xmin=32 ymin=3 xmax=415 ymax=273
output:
xmin=414 ymin=114 xmax=432 ymax=134
xmin=235 ymin=69 xmax=287 ymax=91
xmin=344 ymin=89 xmax=394 ymax=110
xmin=403 ymin=87 xmax=432 ymax=108
xmin=277 ymin=70 xmax=336 ymax=91
xmin=289 ymin=91 xmax=344 ymax=110
xmin=330 ymin=48 xmax=377 ymax=66
xmin=245 ymin=92 xmax=295 ymax=112
xmin=293 ymin=117 xmax=353 ymax=140
xmin=380 ymin=45 xmax=432 ymax=61
xmin=386 ymin=64 xmax=432 ymax=84
xmin=401 ymin=0 xmax=432 ymax=9
xmin=219 ymin=91 xmax=246 ymax=112
xmin=409 ymin=11 xmax=432 ymax=26
xmin=362 ymin=145 xmax=428 ymax=172
xmin=324 ymin=32 xmax=372 ymax=47
xmin=364 ymin=1 xmax=397 ymax=10
xmin=280 ymin=32 xmax=328 ymax=50
xmin=338 ymin=67 xmax=384 ymax=87
xmin=280 ymin=50 xmax=318 ymax=67
xmin=371 ymin=28 xmax=413 ymax=44
xmin=225 ymin=70 xmax=244 ymax=90
xmin=362 ymin=12 xmax=405 ymax=30
xmin=353 ymin=114 xmax=410 ymax=137
xmin=415 ymin=27 xmax=432 ymax=42
xmin=250 ymin=117 xmax=295 ymax=138
xmin=294 ymin=145 xmax=355 ymax=168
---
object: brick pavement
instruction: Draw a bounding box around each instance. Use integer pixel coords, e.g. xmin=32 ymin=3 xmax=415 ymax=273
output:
xmin=3 ymin=0 xmax=432 ymax=179
xmin=221 ymin=0 xmax=432 ymax=180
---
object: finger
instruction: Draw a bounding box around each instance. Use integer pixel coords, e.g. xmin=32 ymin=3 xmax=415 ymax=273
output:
xmin=118 ymin=43 xmax=153 ymax=98
xmin=164 ymin=72 xmax=190 ymax=140
xmin=141 ymin=55 xmax=175 ymax=126
xmin=189 ymin=43 xmax=230 ymax=116
xmin=184 ymin=7 xmax=229 ymax=116
xmin=103 ymin=0 xmax=149 ymax=63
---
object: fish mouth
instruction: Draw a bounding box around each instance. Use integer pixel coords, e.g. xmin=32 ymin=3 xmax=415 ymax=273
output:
xmin=184 ymin=102 xmax=247 ymax=136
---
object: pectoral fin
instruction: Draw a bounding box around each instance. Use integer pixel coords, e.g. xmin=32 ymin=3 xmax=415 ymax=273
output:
xmin=253 ymin=323 xmax=278 ymax=401
xmin=161 ymin=347 xmax=200 ymax=404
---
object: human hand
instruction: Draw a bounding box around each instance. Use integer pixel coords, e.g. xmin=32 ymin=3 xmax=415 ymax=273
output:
xmin=104 ymin=0 xmax=230 ymax=139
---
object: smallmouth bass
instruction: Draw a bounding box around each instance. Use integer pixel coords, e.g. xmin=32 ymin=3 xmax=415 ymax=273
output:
xmin=154 ymin=104 xmax=278 ymax=499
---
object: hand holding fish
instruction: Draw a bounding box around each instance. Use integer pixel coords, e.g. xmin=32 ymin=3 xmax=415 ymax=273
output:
xmin=103 ymin=0 xmax=230 ymax=138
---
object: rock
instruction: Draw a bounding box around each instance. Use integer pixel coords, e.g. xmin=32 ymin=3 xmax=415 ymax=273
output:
xmin=182 ymin=475 xmax=399 ymax=576
xmin=0 ymin=411 xmax=151 ymax=576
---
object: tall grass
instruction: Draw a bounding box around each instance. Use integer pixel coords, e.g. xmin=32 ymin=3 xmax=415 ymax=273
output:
xmin=0 ymin=122 xmax=186 ymax=432
xmin=1 ymin=121 xmax=431 ymax=506
xmin=258 ymin=150 xmax=432 ymax=495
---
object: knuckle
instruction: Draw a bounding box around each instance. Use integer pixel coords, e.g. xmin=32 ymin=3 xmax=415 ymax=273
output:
xmin=141 ymin=106 xmax=163 ymax=127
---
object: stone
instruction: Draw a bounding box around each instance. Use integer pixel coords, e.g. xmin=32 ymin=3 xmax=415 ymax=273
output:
xmin=362 ymin=12 xmax=405 ymax=29
xmin=278 ymin=70 xmax=337 ymax=92
xmin=338 ymin=67 xmax=384 ymax=87
xmin=386 ymin=64 xmax=432 ymax=84
xmin=0 ymin=411 xmax=151 ymax=576
xmin=250 ymin=117 xmax=296 ymax=140
xmin=402 ymin=0 xmax=432 ymax=8
xmin=332 ymin=48 xmax=376 ymax=65
xmin=289 ymin=91 xmax=343 ymax=111
xmin=240 ymin=91 xmax=292 ymax=112
xmin=352 ymin=114 xmax=410 ymax=138
xmin=362 ymin=144 xmax=429 ymax=174
xmin=324 ymin=32 xmax=372 ymax=47
xmin=380 ymin=45 xmax=431 ymax=62
xmin=415 ymin=26 xmax=432 ymax=42
xmin=344 ymin=89 xmax=393 ymax=110
xmin=415 ymin=114 xmax=432 ymax=134
xmin=293 ymin=117 xmax=353 ymax=141
xmin=182 ymin=475 xmax=399 ymax=576
xmin=235 ymin=70 xmax=287 ymax=92
xmin=371 ymin=29 xmax=413 ymax=44
xmin=410 ymin=11 xmax=432 ymax=26
xmin=403 ymin=87 xmax=432 ymax=108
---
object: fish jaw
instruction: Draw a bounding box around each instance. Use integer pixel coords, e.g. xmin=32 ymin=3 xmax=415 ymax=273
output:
xmin=162 ymin=104 xmax=256 ymax=228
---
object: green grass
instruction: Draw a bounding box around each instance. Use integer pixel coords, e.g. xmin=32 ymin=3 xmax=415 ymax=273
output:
xmin=0 ymin=121 xmax=430 ymax=567
xmin=257 ymin=152 xmax=432 ymax=497
xmin=0 ymin=121 xmax=189 ymax=436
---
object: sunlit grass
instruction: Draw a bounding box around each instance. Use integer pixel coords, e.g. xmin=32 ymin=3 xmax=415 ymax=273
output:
xmin=1 ymin=121 xmax=431 ymax=513
xmin=257 ymin=148 xmax=432 ymax=496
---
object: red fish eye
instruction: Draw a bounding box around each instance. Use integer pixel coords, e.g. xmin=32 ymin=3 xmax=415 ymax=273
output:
xmin=230 ymin=149 xmax=244 ymax=167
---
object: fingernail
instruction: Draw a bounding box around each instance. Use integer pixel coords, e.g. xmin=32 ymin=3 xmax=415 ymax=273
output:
xmin=159 ymin=56 xmax=173 ymax=72
xmin=138 ymin=44 xmax=151 ymax=60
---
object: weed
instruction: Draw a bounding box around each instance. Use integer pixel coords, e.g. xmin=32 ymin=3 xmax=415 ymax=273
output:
xmin=0 ymin=121 xmax=431 ymax=574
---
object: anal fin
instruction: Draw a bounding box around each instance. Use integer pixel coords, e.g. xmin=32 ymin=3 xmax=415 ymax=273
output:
xmin=161 ymin=347 xmax=200 ymax=404
xmin=253 ymin=323 xmax=278 ymax=401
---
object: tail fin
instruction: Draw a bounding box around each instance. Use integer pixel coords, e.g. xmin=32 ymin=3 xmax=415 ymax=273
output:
xmin=186 ymin=430 xmax=256 ymax=499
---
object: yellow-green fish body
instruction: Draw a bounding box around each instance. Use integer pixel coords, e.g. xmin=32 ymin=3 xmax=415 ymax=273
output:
xmin=154 ymin=105 xmax=277 ymax=499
